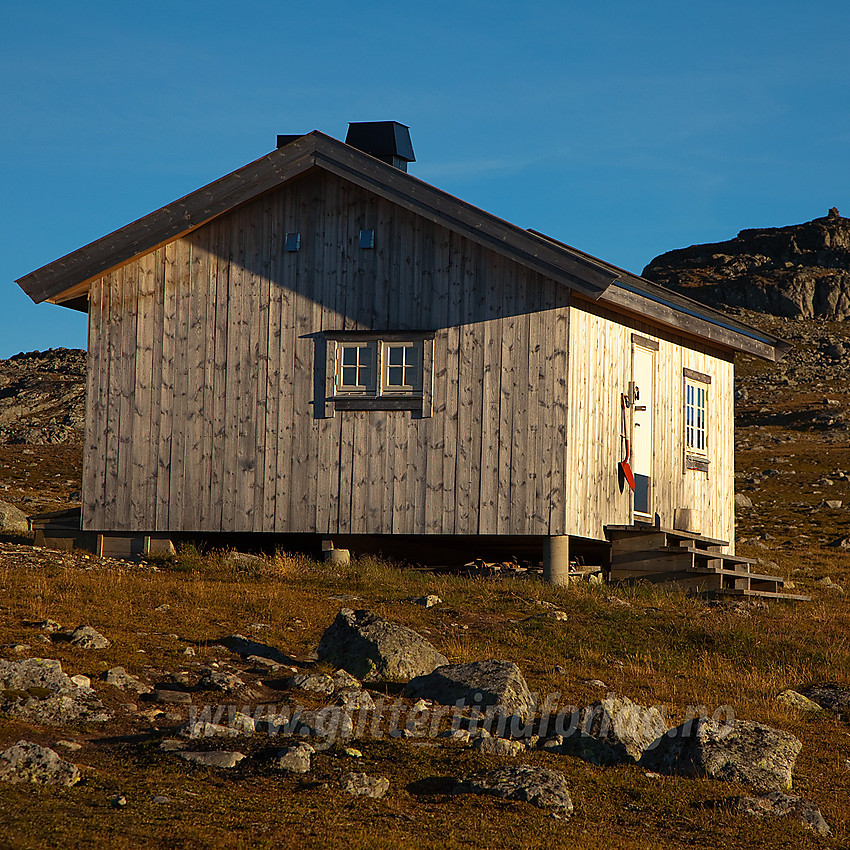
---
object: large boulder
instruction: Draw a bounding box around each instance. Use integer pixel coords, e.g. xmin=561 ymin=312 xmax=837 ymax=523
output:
xmin=454 ymin=766 xmax=573 ymax=814
xmin=556 ymin=697 xmax=668 ymax=765
xmin=404 ymin=660 xmax=535 ymax=723
xmin=798 ymin=684 xmax=850 ymax=719
xmin=317 ymin=609 xmax=448 ymax=681
xmin=0 ymin=657 xmax=110 ymax=725
xmin=639 ymin=718 xmax=802 ymax=791
xmin=0 ymin=741 xmax=80 ymax=786
xmin=0 ymin=499 xmax=28 ymax=535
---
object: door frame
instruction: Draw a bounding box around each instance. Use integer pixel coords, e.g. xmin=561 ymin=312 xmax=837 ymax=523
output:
xmin=630 ymin=335 xmax=658 ymax=521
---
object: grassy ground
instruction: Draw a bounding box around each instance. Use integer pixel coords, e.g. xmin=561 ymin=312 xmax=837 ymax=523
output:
xmin=0 ymin=543 xmax=847 ymax=849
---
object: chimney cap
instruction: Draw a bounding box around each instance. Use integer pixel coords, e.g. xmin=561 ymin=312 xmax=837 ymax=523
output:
xmin=345 ymin=121 xmax=415 ymax=170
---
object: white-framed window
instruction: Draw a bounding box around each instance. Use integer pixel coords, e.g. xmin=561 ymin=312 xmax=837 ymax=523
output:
xmin=324 ymin=331 xmax=433 ymax=414
xmin=683 ymin=368 xmax=711 ymax=464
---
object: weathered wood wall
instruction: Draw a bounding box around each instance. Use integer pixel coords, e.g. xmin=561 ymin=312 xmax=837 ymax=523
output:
xmin=565 ymin=298 xmax=736 ymax=550
xmin=82 ymin=169 xmax=572 ymax=536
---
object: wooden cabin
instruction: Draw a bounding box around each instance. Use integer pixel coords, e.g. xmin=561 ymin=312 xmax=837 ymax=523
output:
xmin=16 ymin=123 xmax=789 ymax=585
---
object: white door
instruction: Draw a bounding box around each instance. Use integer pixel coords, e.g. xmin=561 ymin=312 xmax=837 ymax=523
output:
xmin=631 ymin=344 xmax=655 ymax=517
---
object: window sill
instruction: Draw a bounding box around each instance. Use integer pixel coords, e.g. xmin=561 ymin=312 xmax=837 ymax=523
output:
xmin=685 ymin=455 xmax=710 ymax=473
xmin=332 ymin=396 xmax=424 ymax=411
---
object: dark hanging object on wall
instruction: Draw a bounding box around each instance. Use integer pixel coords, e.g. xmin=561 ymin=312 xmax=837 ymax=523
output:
xmin=345 ymin=121 xmax=415 ymax=171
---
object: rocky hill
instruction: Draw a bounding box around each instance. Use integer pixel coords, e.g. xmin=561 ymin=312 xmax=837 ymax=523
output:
xmin=0 ymin=348 xmax=86 ymax=445
xmin=643 ymin=208 xmax=850 ymax=320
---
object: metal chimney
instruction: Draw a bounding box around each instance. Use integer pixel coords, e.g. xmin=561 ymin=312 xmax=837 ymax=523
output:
xmin=345 ymin=121 xmax=415 ymax=171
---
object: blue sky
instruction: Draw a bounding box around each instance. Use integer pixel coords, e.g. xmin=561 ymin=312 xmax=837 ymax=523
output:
xmin=2 ymin=1 xmax=849 ymax=357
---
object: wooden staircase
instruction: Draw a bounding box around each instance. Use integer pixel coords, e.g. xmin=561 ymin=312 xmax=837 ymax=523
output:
xmin=605 ymin=524 xmax=810 ymax=601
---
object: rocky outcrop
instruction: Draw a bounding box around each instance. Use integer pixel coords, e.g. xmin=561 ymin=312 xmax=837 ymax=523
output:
xmin=643 ymin=208 xmax=850 ymax=320
xmin=317 ymin=609 xmax=448 ymax=681
xmin=340 ymin=772 xmax=390 ymax=799
xmin=639 ymin=718 xmax=801 ymax=791
xmin=454 ymin=766 xmax=573 ymax=814
xmin=404 ymin=660 xmax=535 ymax=722
xmin=0 ymin=348 xmax=86 ymax=445
xmin=0 ymin=499 xmax=28 ymax=534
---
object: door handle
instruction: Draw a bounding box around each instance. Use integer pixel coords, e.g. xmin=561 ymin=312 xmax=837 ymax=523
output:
xmin=634 ymin=405 xmax=647 ymax=411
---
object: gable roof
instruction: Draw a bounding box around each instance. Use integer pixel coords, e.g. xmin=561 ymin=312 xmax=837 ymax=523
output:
xmin=15 ymin=130 xmax=788 ymax=361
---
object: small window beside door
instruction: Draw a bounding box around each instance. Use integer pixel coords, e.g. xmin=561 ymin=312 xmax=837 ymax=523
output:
xmin=683 ymin=368 xmax=711 ymax=471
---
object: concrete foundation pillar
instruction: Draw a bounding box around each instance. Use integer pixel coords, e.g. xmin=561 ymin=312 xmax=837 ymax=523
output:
xmin=543 ymin=535 xmax=570 ymax=586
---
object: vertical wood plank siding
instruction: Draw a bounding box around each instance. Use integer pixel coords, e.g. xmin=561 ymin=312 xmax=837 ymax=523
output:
xmin=82 ymin=170 xmax=571 ymax=536
xmin=566 ymin=298 xmax=736 ymax=551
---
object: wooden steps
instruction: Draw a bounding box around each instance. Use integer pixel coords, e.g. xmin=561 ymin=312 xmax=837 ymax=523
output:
xmin=605 ymin=524 xmax=810 ymax=602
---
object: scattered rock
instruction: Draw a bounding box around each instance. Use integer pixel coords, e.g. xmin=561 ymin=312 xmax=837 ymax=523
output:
xmin=153 ymin=687 xmax=192 ymax=705
xmin=0 ymin=657 xmax=111 ymax=725
xmin=454 ymin=766 xmax=573 ymax=814
xmin=317 ymin=609 xmax=449 ymax=681
xmin=473 ymin=737 xmax=526 ymax=756
xmin=332 ymin=669 xmax=361 ymax=690
xmin=336 ymin=689 xmax=376 ymax=711
xmin=293 ymin=707 xmax=354 ymax=741
xmin=640 ymin=718 xmax=802 ymax=791
xmin=103 ymin=666 xmax=152 ymax=695
xmin=340 ymin=771 xmax=389 ymax=799
xmin=182 ymin=647 xmax=196 ymax=657
xmin=179 ymin=751 xmax=245 ymax=769
xmin=438 ymin=728 xmax=471 ymax=743
xmin=54 ymin=740 xmax=81 ymax=751
xmin=34 ymin=619 xmax=62 ymax=633
xmin=561 ymin=697 xmax=668 ymax=764
xmin=198 ymin=668 xmax=244 ymax=693
xmin=288 ymin=672 xmax=334 ymax=695
xmin=153 ymin=604 xmax=171 ymax=613
xmin=68 ymin=625 xmax=109 ymax=649
xmin=797 ymin=684 xmax=850 ymax=719
xmin=775 ymin=690 xmax=823 ymax=713
xmin=729 ymin=791 xmax=831 ymax=836
xmin=734 ymin=493 xmax=754 ymax=509
xmin=0 ymin=740 xmax=80 ymax=786
xmin=0 ymin=499 xmax=28 ymax=534
xmin=408 ymin=595 xmax=442 ymax=608
xmin=275 ymin=743 xmax=314 ymax=774
xmin=151 ymin=795 xmax=171 ymax=804
xmin=109 ymin=794 xmax=127 ymax=808
xmin=404 ymin=660 xmax=535 ymax=722
xmin=222 ymin=551 xmax=266 ymax=570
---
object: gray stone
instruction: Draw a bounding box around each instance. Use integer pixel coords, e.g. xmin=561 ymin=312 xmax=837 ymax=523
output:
xmin=336 ymin=688 xmax=376 ymax=711
xmin=0 ymin=740 xmax=79 ymax=786
xmin=222 ymin=551 xmax=266 ymax=570
xmin=798 ymin=684 xmax=850 ymax=718
xmin=775 ymin=689 xmax=823 ymax=713
xmin=473 ymin=737 xmax=526 ymax=756
xmin=151 ymin=796 xmax=171 ymax=804
xmin=734 ymin=493 xmax=753 ymax=509
xmin=179 ymin=750 xmax=245 ymax=769
xmin=69 ymin=625 xmax=109 ymax=649
xmin=0 ymin=499 xmax=28 ymax=534
xmin=34 ymin=619 xmax=62 ymax=633
xmin=729 ymin=791 xmax=831 ymax=836
xmin=332 ymin=668 xmax=361 ymax=690
xmin=109 ymin=794 xmax=127 ymax=808
xmin=0 ymin=657 xmax=110 ymax=725
xmin=275 ymin=743 xmax=314 ymax=774
xmin=293 ymin=706 xmax=354 ymax=741
xmin=561 ymin=697 xmax=668 ymax=764
xmin=103 ymin=666 xmax=152 ymax=695
xmin=454 ymin=766 xmax=573 ymax=814
xmin=408 ymin=594 xmax=442 ymax=608
xmin=639 ymin=718 xmax=802 ymax=791
xmin=288 ymin=672 xmax=334 ymax=695
xmin=340 ymin=771 xmax=389 ymax=799
xmin=198 ymin=668 xmax=244 ymax=693
xmin=153 ymin=687 xmax=192 ymax=705
xmin=404 ymin=660 xmax=535 ymax=722
xmin=317 ymin=608 xmax=448 ymax=681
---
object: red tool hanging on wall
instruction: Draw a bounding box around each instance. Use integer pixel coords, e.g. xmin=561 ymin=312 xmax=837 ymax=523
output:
xmin=619 ymin=392 xmax=635 ymax=491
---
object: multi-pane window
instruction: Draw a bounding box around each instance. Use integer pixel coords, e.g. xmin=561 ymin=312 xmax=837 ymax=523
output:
xmin=384 ymin=342 xmax=421 ymax=393
xmin=333 ymin=337 xmax=425 ymax=399
xmin=338 ymin=342 xmax=376 ymax=393
xmin=684 ymin=376 xmax=708 ymax=458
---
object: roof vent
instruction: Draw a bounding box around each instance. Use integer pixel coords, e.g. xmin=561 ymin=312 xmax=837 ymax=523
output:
xmin=345 ymin=121 xmax=415 ymax=171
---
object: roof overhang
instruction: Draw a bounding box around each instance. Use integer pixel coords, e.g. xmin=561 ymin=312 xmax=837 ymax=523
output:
xmin=15 ymin=131 xmax=788 ymax=362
